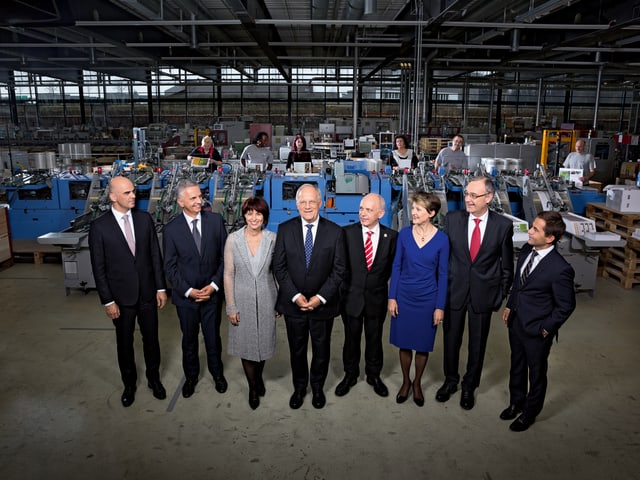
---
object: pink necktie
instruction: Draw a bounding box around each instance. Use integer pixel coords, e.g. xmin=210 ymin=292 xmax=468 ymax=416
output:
xmin=469 ymin=218 xmax=481 ymax=261
xmin=123 ymin=214 xmax=135 ymax=256
xmin=365 ymin=231 xmax=374 ymax=271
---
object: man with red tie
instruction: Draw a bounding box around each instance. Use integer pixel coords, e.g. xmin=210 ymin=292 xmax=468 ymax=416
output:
xmin=436 ymin=176 xmax=514 ymax=410
xmin=336 ymin=194 xmax=398 ymax=398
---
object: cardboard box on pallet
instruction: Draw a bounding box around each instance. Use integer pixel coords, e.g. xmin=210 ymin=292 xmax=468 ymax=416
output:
xmin=605 ymin=186 xmax=640 ymax=213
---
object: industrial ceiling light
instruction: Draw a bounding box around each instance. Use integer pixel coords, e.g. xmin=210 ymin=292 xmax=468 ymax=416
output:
xmin=364 ymin=0 xmax=377 ymax=15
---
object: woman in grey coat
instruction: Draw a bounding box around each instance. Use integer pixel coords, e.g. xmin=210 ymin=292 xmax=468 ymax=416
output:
xmin=224 ymin=196 xmax=278 ymax=409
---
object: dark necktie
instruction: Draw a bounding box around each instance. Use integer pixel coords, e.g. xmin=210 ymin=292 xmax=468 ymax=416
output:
xmin=364 ymin=231 xmax=374 ymax=271
xmin=521 ymin=250 xmax=538 ymax=284
xmin=192 ymin=218 xmax=201 ymax=254
xmin=469 ymin=218 xmax=481 ymax=261
xmin=304 ymin=224 xmax=313 ymax=268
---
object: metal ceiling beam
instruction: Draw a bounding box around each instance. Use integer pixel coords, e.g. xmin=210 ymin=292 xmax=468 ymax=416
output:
xmin=73 ymin=18 xmax=629 ymax=29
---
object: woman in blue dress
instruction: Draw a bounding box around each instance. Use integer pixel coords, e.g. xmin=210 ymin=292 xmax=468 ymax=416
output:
xmin=388 ymin=191 xmax=449 ymax=406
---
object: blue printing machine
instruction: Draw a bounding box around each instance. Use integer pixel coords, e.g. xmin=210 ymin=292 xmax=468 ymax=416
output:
xmin=567 ymin=188 xmax=606 ymax=215
xmin=4 ymin=173 xmax=97 ymax=239
xmin=257 ymin=160 xmax=393 ymax=233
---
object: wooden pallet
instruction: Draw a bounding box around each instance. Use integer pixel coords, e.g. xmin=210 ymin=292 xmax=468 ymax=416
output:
xmin=419 ymin=137 xmax=449 ymax=155
xmin=585 ymin=203 xmax=640 ymax=240
xmin=602 ymin=263 xmax=640 ymax=289
xmin=0 ymin=257 xmax=14 ymax=271
xmin=599 ymin=236 xmax=640 ymax=289
xmin=11 ymin=239 xmax=62 ymax=264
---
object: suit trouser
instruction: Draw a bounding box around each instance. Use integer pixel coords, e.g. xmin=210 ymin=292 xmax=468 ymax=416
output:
xmin=177 ymin=298 xmax=224 ymax=381
xmin=113 ymin=301 xmax=161 ymax=387
xmin=285 ymin=315 xmax=334 ymax=392
xmin=508 ymin=317 xmax=554 ymax=419
xmin=443 ymin=305 xmax=492 ymax=391
xmin=341 ymin=312 xmax=385 ymax=378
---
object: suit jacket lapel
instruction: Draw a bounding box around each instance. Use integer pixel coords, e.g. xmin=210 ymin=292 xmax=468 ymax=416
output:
xmin=461 ymin=213 xmax=473 ymax=261
xmin=350 ymin=225 xmax=367 ymax=269
xmin=254 ymin=232 xmax=273 ymax=275
xmin=235 ymin=227 xmax=270 ymax=278
xmin=371 ymin=226 xmax=389 ymax=268
xmin=292 ymin=217 xmax=306 ymax=262
xmin=235 ymin=228 xmax=252 ymax=274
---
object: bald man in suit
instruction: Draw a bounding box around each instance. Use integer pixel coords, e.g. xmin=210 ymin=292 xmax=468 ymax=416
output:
xmin=89 ymin=176 xmax=167 ymax=407
xmin=335 ymin=193 xmax=397 ymax=398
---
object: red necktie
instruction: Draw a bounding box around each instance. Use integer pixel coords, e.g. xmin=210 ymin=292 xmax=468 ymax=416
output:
xmin=364 ymin=231 xmax=374 ymax=271
xmin=469 ymin=218 xmax=481 ymax=261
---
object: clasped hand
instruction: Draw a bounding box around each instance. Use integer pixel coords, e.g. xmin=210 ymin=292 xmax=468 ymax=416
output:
xmin=190 ymin=285 xmax=215 ymax=302
xmin=296 ymin=295 xmax=320 ymax=311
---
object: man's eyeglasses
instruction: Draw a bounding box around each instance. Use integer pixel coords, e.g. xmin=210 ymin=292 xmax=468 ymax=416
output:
xmin=463 ymin=191 xmax=489 ymax=200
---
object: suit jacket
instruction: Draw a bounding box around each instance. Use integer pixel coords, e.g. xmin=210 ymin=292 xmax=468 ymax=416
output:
xmin=163 ymin=211 xmax=227 ymax=309
xmin=89 ymin=209 xmax=166 ymax=307
xmin=442 ymin=209 xmax=514 ymax=312
xmin=506 ymin=243 xmax=576 ymax=337
xmin=273 ymin=216 xmax=346 ymax=318
xmin=341 ymin=222 xmax=398 ymax=318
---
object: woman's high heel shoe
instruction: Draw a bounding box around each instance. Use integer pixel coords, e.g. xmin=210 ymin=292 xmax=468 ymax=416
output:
xmin=413 ymin=383 xmax=425 ymax=407
xmin=396 ymin=381 xmax=412 ymax=404
xmin=249 ymin=389 xmax=260 ymax=410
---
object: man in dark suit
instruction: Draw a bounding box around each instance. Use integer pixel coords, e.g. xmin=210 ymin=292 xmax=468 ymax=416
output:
xmin=273 ymin=183 xmax=346 ymax=410
xmin=335 ymin=193 xmax=397 ymax=398
xmin=163 ymin=179 xmax=228 ymax=398
xmin=500 ymin=211 xmax=575 ymax=432
xmin=437 ymin=176 xmax=514 ymax=410
xmin=89 ymin=175 xmax=168 ymax=407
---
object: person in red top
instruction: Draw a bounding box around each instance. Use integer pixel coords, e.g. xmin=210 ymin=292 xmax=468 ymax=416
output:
xmin=188 ymin=135 xmax=222 ymax=171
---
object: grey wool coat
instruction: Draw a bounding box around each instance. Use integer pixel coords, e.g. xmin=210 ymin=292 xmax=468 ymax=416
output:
xmin=223 ymin=227 xmax=278 ymax=361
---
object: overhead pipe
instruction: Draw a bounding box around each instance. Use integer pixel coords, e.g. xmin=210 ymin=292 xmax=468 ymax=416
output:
xmin=593 ymin=51 xmax=603 ymax=131
xmin=411 ymin=0 xmax=423 ymax=148
xmin=535 ymin=77 xmax=543 ymax=128
xmin=191 ymin=12 xmax=197 ymax=49
xmin=352 ymin=41 xmax=359 ymax=140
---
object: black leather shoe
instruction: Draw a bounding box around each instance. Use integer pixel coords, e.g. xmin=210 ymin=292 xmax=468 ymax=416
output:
xmin=121 ymin=386 xmax=136 ymax=407
xmin=257 ymin=379 xmax=266 ymax=397
xmin=396 ymin=382 xmax=411 ymax=404
xmin=366 ymin=376 xmax=389 ymax=397
xmin=500 ymin=405 xmax=522 ymax=421
xmin=147 ymin=380 xmax=166 ymax=400
xmin=413 ymin=383 xmax=424 ymax=407
xmin=509 ymin=414 xmax=535 ymax=432
xmin=289 ymin=389 xmax=306 ymax=409
xmin=312 ymin=390 xmax=326 ymax=409
xmin=182 ymin=378 xmax=198 ymax=398
xmin=435 ymin=382 xmax=458 ymax=402
xmin=249 ymin=389 xmax=260 ymax=410
xmin=213 ymin=375 xmax=228 ymax=394
xmin=460 ymin=389 xmax=475 ymax=410
xmin=335 ymin=375 xmax=358 ymax=397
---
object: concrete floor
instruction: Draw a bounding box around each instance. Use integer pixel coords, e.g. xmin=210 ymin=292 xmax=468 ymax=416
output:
xmin=0 ymin=261 xmax=639 ymax=480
